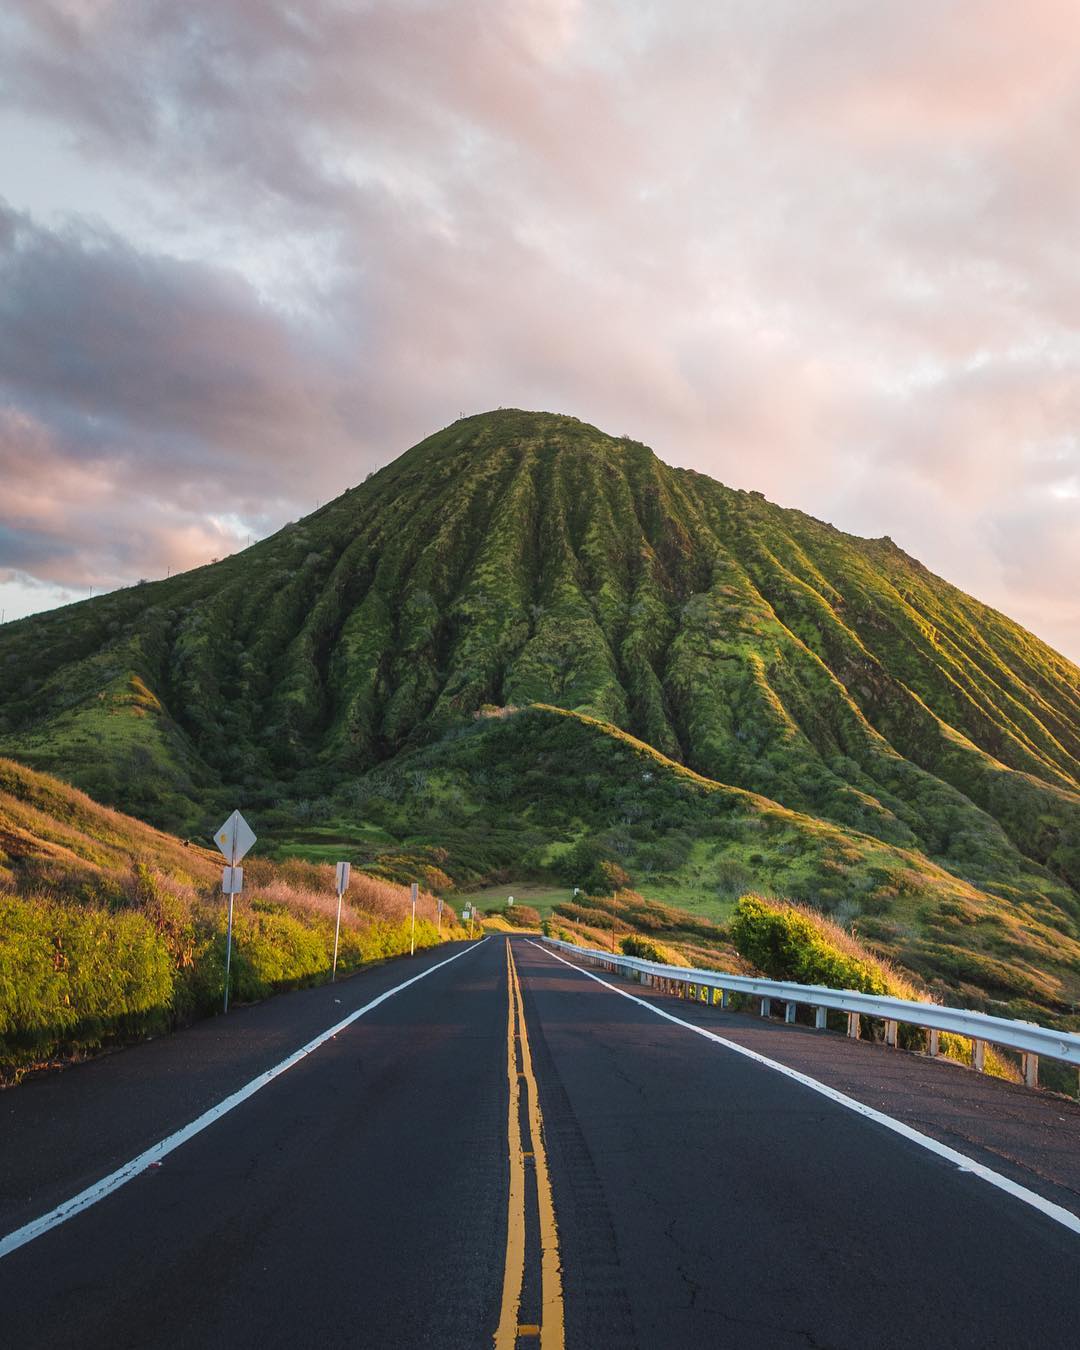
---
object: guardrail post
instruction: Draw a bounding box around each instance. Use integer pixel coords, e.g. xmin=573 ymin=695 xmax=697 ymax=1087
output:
xmin=784 ymin=1002 xmax=796 ymax=1024
xmin=885 ymin=1019 xmax=898 ymax=1048
xmin=721 ymin=989 xmax=731 ymax=1009
xmin=760 ymin=997 xmax=772 ymax=1018
xmin=846 ymin=1012 xmax=860 ymax=1040
xmin=928 ymin=1028 xmax=940 ymax=1057
xmin=1022 ymin=1053 xmax=1039 ymax=1088
xmin=972 ymin=1039 xmax=986 ymax=1072
xmin=813 ymin=1007 xmax=827 ymax=1030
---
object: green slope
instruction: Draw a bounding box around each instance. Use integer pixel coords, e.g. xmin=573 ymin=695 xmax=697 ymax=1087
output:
xmin=340 ymin=704 xmax=1080 ymax=1015
xmin=2 ymin=409 xmax=1079 ymax=1017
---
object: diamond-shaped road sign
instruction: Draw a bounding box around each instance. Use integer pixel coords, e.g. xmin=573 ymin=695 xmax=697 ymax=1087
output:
xmin=214 ymin=810 xmax=256 ymax=865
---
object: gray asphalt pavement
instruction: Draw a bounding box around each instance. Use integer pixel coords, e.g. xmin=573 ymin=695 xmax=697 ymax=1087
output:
xmin=2 ymin=935 xmax=1078 ymax=1349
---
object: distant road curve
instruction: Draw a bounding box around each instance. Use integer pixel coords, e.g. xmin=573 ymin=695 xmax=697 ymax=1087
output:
xmin=2 ymin=935 xmax=1078 ymax=1348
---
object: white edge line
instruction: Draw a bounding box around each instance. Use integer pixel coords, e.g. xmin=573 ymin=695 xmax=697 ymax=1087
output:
xmin=528 ymin=941 xmax=1080 ymax=1239
xmin=0 ymin=938 xmax=489 ymax=1261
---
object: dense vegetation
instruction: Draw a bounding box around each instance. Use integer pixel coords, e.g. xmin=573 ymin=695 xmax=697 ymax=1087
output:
xmin=1 ymin=408 xmax=1078 ymax=1024
xmin=0 ymin=759 xmax=461 ymax=1080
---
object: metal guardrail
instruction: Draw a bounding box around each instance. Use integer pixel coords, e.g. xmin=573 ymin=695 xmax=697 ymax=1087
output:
xmin=541 ymin=937 xmax=1080 ymax=1090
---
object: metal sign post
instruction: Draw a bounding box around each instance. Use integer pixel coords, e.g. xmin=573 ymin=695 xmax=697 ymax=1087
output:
xmin=213 ymin=810 xmax=257 ymax=1013
xmin=333 ymin=861 xmax=351 ymax=980
xmin=410 ymin=881 xmax=418 ymax=956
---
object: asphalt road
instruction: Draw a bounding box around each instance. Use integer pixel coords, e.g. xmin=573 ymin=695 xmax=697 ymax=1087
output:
xmin=2 ymin=935 xmax=1079 ymax=1349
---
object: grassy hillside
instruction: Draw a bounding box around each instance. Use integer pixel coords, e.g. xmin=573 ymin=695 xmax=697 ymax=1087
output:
xmin=330 ymin=704 xmax=1080 ymax=1019
xmin=0 ymin=758 xmax=462 ymax=1081
xmin=1 ymin=409 xmax=1078 ymax=1023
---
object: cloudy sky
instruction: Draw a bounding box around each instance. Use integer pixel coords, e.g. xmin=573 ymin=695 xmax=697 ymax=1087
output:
xmin=1 ymin=1 xmax=1079 ymax=662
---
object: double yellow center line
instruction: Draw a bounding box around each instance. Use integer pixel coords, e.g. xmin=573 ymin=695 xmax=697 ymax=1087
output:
xmin=494 ymin=940 xmax=565 ymax=1350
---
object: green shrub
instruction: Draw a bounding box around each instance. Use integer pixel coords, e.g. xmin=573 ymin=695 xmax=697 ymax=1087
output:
xmin=621 ymin=934 xmax=673 ymax=963
xmin=0 ymin=895 xmax=174 ymax=1074
xmin=228 ymin=910 xmax=329 ymax=1001
xmin=730 ymin=894 xmax=888 ymax=994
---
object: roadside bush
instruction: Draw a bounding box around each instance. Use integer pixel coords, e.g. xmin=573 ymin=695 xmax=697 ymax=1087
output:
xmin=729 ymin=894 xmax=889 ymax=994
xmin=1 ymin=867 xmax=459 ymax=1081
xmin=621 ymin=934 xmax=674 ymax=963
xmin=503 ymin=905 xmax=542 ymax=929
xmin=228 ymin=909 xmax=329 ymax=1001
xmin=0 ymin=894 xmax=175 ymax=1075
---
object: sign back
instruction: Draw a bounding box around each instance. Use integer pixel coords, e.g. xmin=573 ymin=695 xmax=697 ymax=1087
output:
xmin=214 ymin=810 xmax=256 ymax=864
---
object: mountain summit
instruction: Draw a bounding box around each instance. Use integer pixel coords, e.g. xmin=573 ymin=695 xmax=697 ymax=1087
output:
xmin=2 ymin=410 xmax=1079 ymax=1011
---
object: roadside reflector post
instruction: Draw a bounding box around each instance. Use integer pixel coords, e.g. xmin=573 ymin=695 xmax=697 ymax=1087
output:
xmin=928 ymin=1028 xmax=940 ymax=1057
xmin=972 ymin=1038 xmax=987 ymax=1073
xmin=847 ymin=1011 xmax=860 ymax=1039
xmin=1022 ymin=1053 xmax=1039 ymax=1088
xmin=410 ymin=882 xmax=418 ymax=956
xmin=437 ymin=896 xmax=443 ymax=934
xmin=332 ymin=861 xmax=351 ymax=981
xmin=814 ymin=1006 xmax=827 ymax=1029
xmin=213 ymin=810 xmax=257 ymax=1014
xmin=885 ymin=1019 xmax=899 ymax=1048
xmin=784 ymin=1002 xmax=797 ymax=1024
xmin=760 ymin=997 xmax=772 ymax=1018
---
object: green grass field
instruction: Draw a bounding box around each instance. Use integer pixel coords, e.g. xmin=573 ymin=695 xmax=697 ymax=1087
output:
xmin=456 ymin=882 xmax=573 ymax=917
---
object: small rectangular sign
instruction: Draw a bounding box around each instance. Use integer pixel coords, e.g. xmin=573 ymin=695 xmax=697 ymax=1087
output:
xmin=437 ymin=897 xmax=443 ymax=915
xmin=335 ymin=861 xmax=351 ymax=894
xmin=222 ymin=866 xmax=243 ymax=894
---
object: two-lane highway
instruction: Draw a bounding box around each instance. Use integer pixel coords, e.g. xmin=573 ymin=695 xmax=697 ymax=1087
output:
xmin=2 ymin=935 xmax=1079 ymax=1348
